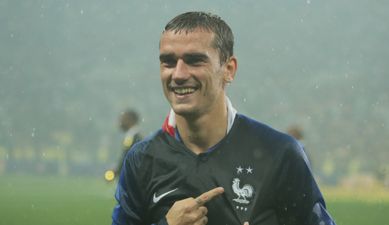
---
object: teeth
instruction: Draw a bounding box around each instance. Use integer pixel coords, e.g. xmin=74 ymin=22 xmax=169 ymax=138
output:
xmin=174 ymin=88 xmax=195 ymax=94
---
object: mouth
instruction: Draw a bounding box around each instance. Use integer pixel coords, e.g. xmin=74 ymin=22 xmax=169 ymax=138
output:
xmin=170 ymin=86 xmax=198 ymax=95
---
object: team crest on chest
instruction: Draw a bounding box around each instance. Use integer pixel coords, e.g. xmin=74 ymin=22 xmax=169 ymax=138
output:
xmin=231 ymin=166 xmax=255 ymax=211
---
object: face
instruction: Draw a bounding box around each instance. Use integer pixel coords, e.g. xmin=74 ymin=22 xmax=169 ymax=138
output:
xmin=159 ymin=29 xmax=236 ymax=117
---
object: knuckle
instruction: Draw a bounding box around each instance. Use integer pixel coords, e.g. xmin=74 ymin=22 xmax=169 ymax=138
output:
xmin=183 ymin=205 xmax=192 ymax=213
xmin=202 ymin=206 xmax=208 ymax=215
xmin=203 ymin=216 xmax=208 ymax=224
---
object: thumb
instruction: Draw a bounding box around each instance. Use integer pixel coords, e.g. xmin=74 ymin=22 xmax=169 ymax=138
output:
xmin=243 ymin=222 xmax=249 ymax=225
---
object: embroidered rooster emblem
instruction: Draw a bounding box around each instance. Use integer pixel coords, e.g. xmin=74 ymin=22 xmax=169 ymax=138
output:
xmin=232 ymin=178 xmax=254 ymax=204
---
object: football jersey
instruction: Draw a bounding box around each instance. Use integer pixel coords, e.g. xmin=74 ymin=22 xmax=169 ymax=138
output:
xmin=112 ymin=114 xmax=335 ymax=225
xmin=116 ymin=127 xmax=143 ymax=176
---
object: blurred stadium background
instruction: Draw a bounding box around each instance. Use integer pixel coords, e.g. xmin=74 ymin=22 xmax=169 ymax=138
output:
xmin=1 ymin=0 xmax=388 ymax=224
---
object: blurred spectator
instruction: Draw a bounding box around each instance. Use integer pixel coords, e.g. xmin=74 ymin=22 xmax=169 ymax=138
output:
xmin=116 ymin=109 xmax=143 ymax=176
xmin=287 ymin=124 xmax=312 ymax=168
xmin=286 ymin=124 xmax=304 ymax=141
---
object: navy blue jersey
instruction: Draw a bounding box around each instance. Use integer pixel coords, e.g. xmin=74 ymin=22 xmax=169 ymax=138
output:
xmin=116 ymin=132 xmax=143 ymax=175
xmin=112 ymin=114 xmax=335 ymax=225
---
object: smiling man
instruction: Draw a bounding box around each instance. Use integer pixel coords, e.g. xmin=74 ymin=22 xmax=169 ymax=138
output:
xmin=159 ymin=23 xmax=236 ymax=155
xmin=112 ymin=11 xmax=336 ymax=225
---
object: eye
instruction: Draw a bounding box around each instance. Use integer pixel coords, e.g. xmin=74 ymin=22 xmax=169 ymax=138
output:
xmin=161 ymin=59 xmax=176 ymax=68
xmin=160 ymin=55 xmax=177 ymax=68
xmin=184 ymin=55 xmax=207 ymax=66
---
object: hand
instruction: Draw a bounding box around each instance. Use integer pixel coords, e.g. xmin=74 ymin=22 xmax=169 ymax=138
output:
xmin=165 ymin=187 xmax=224 ymax=225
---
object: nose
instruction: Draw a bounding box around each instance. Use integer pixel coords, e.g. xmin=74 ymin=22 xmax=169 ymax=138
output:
xmin=172 ymin=59 xmax=190 ymax=83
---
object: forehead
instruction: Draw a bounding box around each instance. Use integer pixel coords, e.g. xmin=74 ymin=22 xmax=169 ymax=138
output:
xmin=159 ymin=29 xmax=217 ymax=55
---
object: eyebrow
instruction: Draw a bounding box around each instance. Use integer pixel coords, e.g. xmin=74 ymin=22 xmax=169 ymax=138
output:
xmin=159 ymin=53 xmax=209 ymax=62
xmin=159 ymin=53 xmax=175 ymax=62
xmin=183 ymin=53 xmax=209 ymax=62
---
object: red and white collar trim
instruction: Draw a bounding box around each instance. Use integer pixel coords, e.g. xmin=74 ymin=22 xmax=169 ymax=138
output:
xmin=162 ymin=97 xmax=237 ymax=137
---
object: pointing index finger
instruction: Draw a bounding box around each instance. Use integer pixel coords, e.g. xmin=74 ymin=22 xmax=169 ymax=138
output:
xmin=195 ymin=187 xmax=224 ymax=206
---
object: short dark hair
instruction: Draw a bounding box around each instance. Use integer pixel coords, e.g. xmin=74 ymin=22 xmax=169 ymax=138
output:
xmin=163 ymin=11 xmax=234 ymax=64
xmin=122 ymin=109 xmax=139 ymax=124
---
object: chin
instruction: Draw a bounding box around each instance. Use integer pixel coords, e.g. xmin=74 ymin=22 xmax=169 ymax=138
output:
xmin=171 ymin=105 xmax=198 ymax=117
xmin=172 ymin=107 xmax=192 ymax=116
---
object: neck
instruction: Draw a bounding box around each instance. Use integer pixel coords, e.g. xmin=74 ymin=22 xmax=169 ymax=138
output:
xmin=176 ymin=96 xmax=228 ymax=154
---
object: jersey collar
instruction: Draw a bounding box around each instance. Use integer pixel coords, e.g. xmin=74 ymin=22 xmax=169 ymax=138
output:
xmin=162 ymin=96 xmax=237 ymax=138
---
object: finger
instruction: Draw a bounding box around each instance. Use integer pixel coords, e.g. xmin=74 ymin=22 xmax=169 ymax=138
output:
xmin=192 ymin=206 xmax=208 ymax=224
xmin=194 ymin=216 xmax=208 ymax=225
xmin=243 ymin=222 xmax=249 ymax=225
xmin=190 ymin=205 xmax=208 ymax=222
xmin=202 ymin=216 xmax=208 ymax=225
xmin=199 ymin=206 xmax=208 ymax=216
xmin=195 ymin=187 xmax=224 ymax=206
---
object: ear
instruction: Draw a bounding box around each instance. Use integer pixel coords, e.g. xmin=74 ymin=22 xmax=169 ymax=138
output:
xmin=223 ymin=56 xmax=237 ymax=84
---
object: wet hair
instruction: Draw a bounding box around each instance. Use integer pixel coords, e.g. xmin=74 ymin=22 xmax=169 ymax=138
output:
xmin=163 ymin=11 xmax=234 ymax=64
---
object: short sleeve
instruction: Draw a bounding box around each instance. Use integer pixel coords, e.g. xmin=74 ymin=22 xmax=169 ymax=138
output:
xmin=274 ymin=142 xmax=336 ymax=225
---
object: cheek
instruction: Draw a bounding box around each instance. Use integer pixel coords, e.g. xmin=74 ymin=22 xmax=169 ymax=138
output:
xmin=160 ymin=70 xmax=170 ymax=84
xmin=210 ymin=72 xmax=226 ymax=89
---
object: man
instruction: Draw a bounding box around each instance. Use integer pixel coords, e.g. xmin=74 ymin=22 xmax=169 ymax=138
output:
xmin=112 ymin=11 xmax=336 ymax=225
xmin=116 ymin=109 xmax=142 ymax=176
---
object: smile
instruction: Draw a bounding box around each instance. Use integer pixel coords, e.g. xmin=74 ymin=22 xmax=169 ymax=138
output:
xmin=171 ymin=87 xmax=197 ymax=95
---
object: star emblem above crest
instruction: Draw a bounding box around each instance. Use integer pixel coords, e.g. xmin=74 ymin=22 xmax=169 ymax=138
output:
xmin=237 ymin=166 xmax=244 ymax=174
xmin=236 ymin=166 xmax=253 ymax=175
